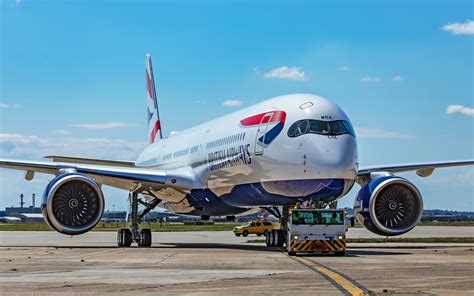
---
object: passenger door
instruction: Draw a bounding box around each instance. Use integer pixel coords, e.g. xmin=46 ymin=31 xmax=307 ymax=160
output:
xmin=254 ymin=112 xmax=275 ymax=156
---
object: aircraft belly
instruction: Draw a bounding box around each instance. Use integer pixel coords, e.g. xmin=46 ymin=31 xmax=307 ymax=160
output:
xmin=158 ymin=178 xmax=351 ymax=217
xmin=219 ymin=178 xmax=350 ymax=207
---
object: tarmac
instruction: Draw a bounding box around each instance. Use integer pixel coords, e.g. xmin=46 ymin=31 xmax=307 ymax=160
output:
xmin=0 ymin=228 xmax=473 ymax=295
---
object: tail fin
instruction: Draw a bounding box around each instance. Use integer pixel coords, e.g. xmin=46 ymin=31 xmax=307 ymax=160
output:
xmin=145 ymin=54 xmax=162 ymax=144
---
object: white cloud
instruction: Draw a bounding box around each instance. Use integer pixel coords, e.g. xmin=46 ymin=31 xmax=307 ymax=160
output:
xmin=355 ymin=127 xmax=415 ymax=139
xmin=0 ymin=133 xmax=146 ymax=161
xmin=446 ymin=105 xmax=474 ymax=116
xmin=7 ymin=0 xmax=21 ymax=7
xmin=360 ymin=76 xmax=381 ymax=83
xmin=337 ymin=66 xmax=349 ymax=71
xmin=418 ymin=168 xmax=474 ymax=187
xmin=456 ymin=170 xmax=474 ymax=186
xmin=222 ymin=100 xmax=242 ymax=107
xmin=264 ymin=66 xmax=307 ymax=81
xmin=51 ymin=129 xmax=72 ymax=135
xmin=68 ymin=121 xmax=137 ymax=129
xmin=0 ymin=102 xmax=21 ymax=108
xmin=0 ymin=133 xmax=46 ymax=147
xmin=442 ymin=20 xmax=474 ymax=35
xmin=392 ymin=75 xmax=404 ymax=81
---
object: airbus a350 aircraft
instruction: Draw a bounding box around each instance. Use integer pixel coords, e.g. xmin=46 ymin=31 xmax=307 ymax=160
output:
xmin=1 ymin=54 xmax=472 ymax=247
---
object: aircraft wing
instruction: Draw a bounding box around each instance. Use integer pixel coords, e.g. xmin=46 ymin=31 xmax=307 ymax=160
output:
xmin=45 ymin=155 xmax=136 ymax=168
xmin=357 ymin=160 xmax=474 ymax=183
xmin=0 ymin=159 xmax=193 ymax=195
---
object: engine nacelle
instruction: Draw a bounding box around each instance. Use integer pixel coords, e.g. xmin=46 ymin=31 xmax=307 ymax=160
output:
xmin=42 ymin=173 xmax=105 ymax=235
xmin=354 ymin=175 xmax=423 ymax=236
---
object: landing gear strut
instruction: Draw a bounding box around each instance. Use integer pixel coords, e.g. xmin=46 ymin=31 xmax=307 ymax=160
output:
xmin=117 ymin=192 xmax=157 ymax=247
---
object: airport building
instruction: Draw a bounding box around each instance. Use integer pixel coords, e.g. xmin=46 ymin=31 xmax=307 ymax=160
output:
xmin=101 ymin=211 xmax=127 ymax=222
xmin=5 ymin=194 xmax=41 ymax=216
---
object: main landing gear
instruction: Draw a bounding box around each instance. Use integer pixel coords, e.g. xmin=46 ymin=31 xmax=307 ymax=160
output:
xmin=117 ymin=192 xmax=158 ymax=247
xmin=265 ymin=205 xmax=289 ymax=248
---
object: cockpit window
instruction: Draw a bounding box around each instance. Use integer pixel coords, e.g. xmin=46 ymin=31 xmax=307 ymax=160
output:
xmin=342 ymin=121 xmax=356 ymax=137
xmin=309 ymin=120 xmax=329 ymax=135
xmin=288 ymin=119 xmax=355 ymax=137
xmin=288 ymin=120 xmax=307 ymax=137
xmin=298 ymin=120 xmax=309 ymax=135
xmin=329 ymin=121 xmax=347 ymax=135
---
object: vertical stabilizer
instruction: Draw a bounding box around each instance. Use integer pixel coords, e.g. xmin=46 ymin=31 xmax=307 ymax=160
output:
xmin=145 ymin=54 xmax=162 ymax=144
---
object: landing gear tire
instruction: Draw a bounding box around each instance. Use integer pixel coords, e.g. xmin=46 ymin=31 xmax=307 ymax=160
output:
xmin=257 ymin=233 xmax=262 ymax=237
xmin=242 ymin=230 xmax=249 ymax=237
xmin=266 ymin=230 xmax=285 ymax=247
xmin=269 ymin=231 xmax=275 ymax=246
xmin=265 ymin=231 xmax=272 ymax=246
xmin=138 ymin=229 xmax=152 ymax=247
xmin=275 ymin=230 xmax=284 ymax=247
xmin=334 ymin=251 xmax=346 ymax=256
xmin=235 ymin=234 xmax=241 ymax=237
xmin=288 ymin=251 xmax=296 ymax=256
xmin=117 ymin=229 xmax=132 ymax=247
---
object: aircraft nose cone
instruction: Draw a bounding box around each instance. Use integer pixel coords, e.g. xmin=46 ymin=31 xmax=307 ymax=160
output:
xmin=308 ymin=135 xmax=358 ymax=179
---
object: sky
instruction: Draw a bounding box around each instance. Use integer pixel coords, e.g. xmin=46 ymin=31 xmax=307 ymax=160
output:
xmin=0 ymin=0 xmax=473 ymax=212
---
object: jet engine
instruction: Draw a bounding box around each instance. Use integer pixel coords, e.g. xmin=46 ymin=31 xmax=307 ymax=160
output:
xmin=42 ymin=173 xmax=105 ymax=235
xmin=354 ymin=175 xmax=423 ymax=236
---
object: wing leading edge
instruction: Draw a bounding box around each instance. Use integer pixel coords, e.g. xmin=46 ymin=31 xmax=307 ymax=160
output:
xmin=45 ymin=155 xmax=136 ymax=168
xmin=0 ymin=159 xmax=193 ymax=194
xmin=357 ymin=160 xmax=474 ymax=184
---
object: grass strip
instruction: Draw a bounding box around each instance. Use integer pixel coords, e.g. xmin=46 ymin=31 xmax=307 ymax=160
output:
xmin=0 ymin=222 xmax=240 ymax=232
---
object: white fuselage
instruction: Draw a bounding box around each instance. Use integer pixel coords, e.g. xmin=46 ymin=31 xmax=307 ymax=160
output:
xmin=135 ymin=94 xmax=358 ymax=216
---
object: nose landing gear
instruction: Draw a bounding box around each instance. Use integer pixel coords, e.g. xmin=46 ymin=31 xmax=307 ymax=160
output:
xmin=264 ymin=205 xmax=288 ymax=248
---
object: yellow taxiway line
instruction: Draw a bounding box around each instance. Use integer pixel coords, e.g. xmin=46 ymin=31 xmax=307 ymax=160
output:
xmin=292 ymin=256 xmax=369 ymax=296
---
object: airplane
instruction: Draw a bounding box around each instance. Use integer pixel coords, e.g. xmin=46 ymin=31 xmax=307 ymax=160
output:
xmin=1 ymin=54 xmax=473 ymax=247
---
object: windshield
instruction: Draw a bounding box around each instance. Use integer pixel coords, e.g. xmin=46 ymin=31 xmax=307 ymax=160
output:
xmin=291 ymin=211 xmax=344 ymax=225
xmin=288 ymin=119 xmax=355 ymax=137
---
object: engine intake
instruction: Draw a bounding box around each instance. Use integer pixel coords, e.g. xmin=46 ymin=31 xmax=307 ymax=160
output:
xmin=42 ymin=173 xmax=104 ymax=235
xmin=354 ymin=175 xmax=423 ymax=236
